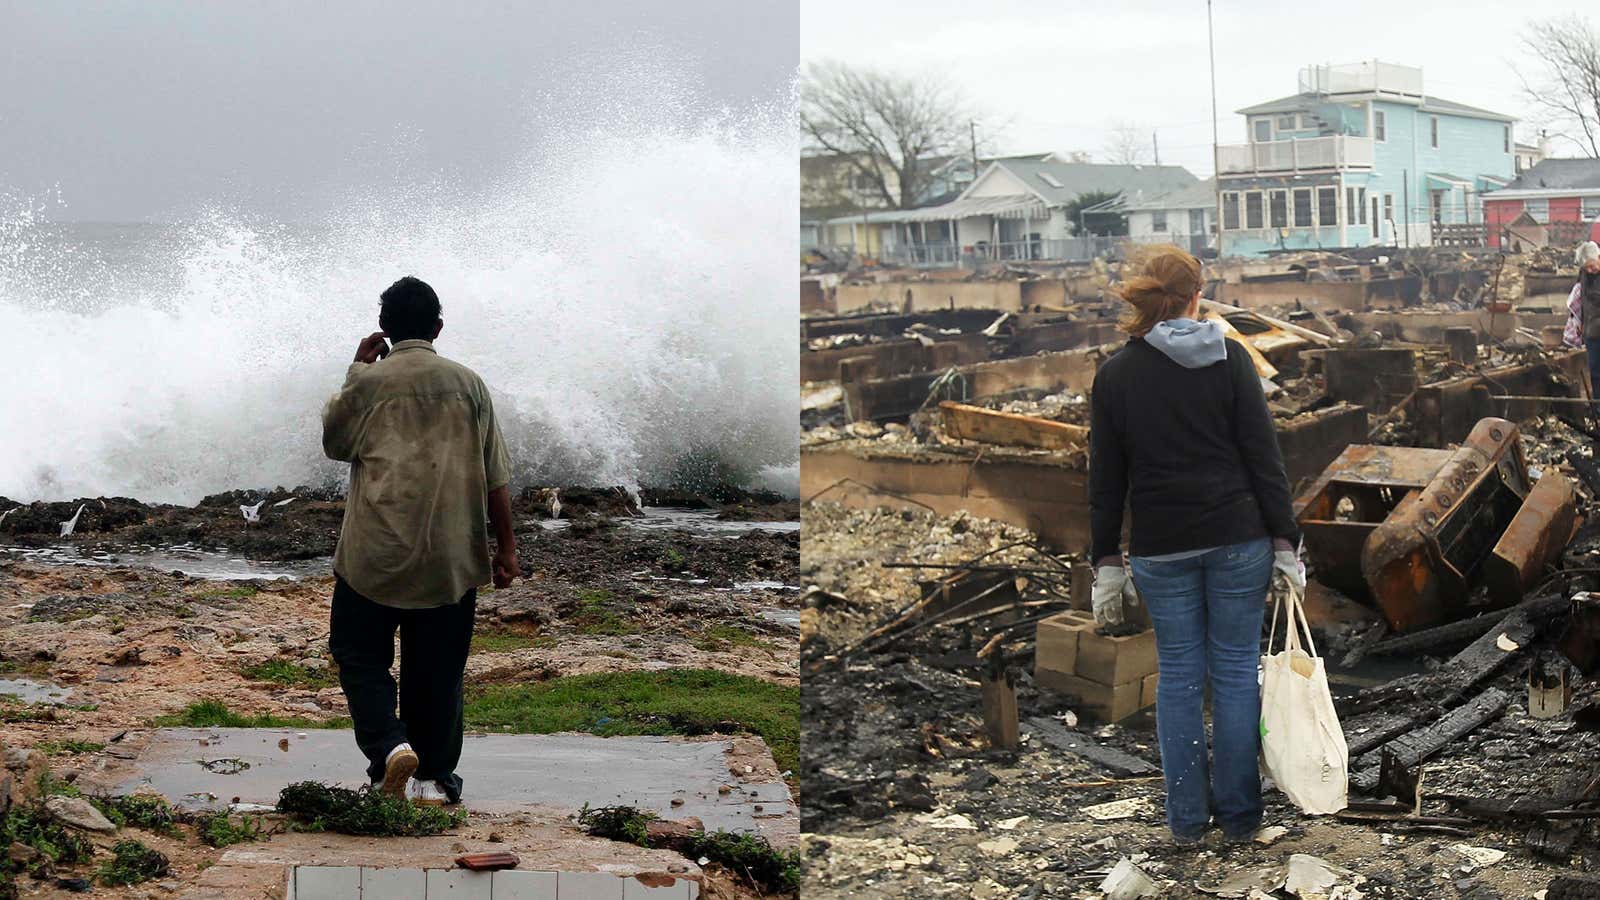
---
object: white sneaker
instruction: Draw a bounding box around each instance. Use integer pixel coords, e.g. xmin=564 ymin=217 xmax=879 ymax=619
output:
xmin=377 ymin=743 xmax=418 ymax=799
xmin=408 ymin=778 xmax=448 ymax=807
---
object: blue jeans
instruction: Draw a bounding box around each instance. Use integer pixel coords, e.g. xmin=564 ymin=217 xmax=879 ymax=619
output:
xmin=1130 ymin=538 xmax=1272 ymax=840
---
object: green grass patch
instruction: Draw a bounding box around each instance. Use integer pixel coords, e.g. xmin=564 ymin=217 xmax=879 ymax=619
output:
xmin=693 ymin=624 xmax=771 ymax=652
xmin=152 ymin=699 xmax=349 ymax=730
xmin=686 ymin=830 xmax=801 ymax=895
xmin=91 ymin=795 xmax=177 ymax=834
xmin=0 ymin=703 xmax=60 ymax=724
xmin=39 ymin=740 xmax=105 ymax=757
xmin=659 ymin=547 xmax=687 ymax=571
xmin=194 ymin=585 xmax=258 ymax=601
xmin=464 ymin=669 xmax=797 ymax=774
xmin=578 ymin=804 xmax=656 ymax=845
xmin=96 ymin=839 xmax=169 ymax=886
xmin=572 ymin=589 xmax=637 ymax=635
xmin=37 ymin=772 xmax=81 ymax=799
xmin=277 ymin=782 xmax=464 ymax=837
xmin=241 ymin=659 xmax=339 ymax=690
xmin=195 ymin=811 xmax=265 ymax=848
xmin=470 ymin=627 xmax=555 ymax=655
xmin=1 ymin=805 xmax=93 ymax=879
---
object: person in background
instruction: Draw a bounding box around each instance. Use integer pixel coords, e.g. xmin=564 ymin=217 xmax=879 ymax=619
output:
xmin=1086 ymin=246 xmax=1303 ymax=845
xmin=322 ymin=276 xmax=519 ymax=806
xmin=1564 ymin=241 xmax=1600 ymax=419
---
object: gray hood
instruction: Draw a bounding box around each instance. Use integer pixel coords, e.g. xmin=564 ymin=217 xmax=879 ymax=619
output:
xmin=1144 ymin=317 xmax=1227 ymax=369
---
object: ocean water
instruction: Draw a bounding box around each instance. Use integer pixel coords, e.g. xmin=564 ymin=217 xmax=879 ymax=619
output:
xmin=0 ymin=89 xmax=798 ymax=504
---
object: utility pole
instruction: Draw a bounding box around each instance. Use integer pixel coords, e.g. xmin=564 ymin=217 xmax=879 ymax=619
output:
xmin=970 ymin=120 xmax=980 ymax=183
xmin=1153 ymin=131 xmax=1160 ymax=165
xmin=1207 ymin=0 xmax=1222 ymax=255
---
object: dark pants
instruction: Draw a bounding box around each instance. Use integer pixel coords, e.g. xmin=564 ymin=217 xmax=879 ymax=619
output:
xmin=328 ymin=575 xmax=475 ymax=803
xmin=1588 ymin=338 xmax=1600 ymax=417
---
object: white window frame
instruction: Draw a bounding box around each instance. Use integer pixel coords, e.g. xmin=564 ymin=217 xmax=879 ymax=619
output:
xmin=1358 ymin=187 xmax=1368 ymax=225
xmin=1525 ymin=198 xmax=1549 ymax=222
xmin=1373 ymin=108 xmax=1387 ymax=142
xmin=1253 ymin=118 xmax=1272 ymax=143
xmin=1269 ymin=189 xmax=1288 ymax=228
xmin=1383 ymin=193 xmax=1395 ymax=224
xmin=1292 ymin=187 xmax=1314 ymax=227
xmin=1583 ymin=196 xmax=1600 ymax=220
xmin=1317 ymin=186 xmax=1338 ymax=228
xmin=1222 ymin=191 xmax=1241 ymax=230
xmin=1245 ymin=191 xmax=1265 ymax=229
xmin=1276 ymin=114 xmax=1296 ymax=131
xmin=1151 ymin=210 xmax=1168 ymax=233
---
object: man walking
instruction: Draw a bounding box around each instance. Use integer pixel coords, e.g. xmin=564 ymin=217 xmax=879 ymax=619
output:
xmin=322 ymin=276 xmax=518 ymax=805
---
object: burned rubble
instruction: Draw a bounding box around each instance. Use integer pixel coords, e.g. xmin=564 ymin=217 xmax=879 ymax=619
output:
xmin=801 ymin=247 xmax=1600 ymax=897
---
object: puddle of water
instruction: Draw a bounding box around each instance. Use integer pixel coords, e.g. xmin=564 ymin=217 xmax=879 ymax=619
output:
xmin=0 ymin=544 xmax=325 ymax=581
xmin=758 ymin=608 xmax=802 ymax=629
xmin=0 ymin=678 xmax=73 ymax=705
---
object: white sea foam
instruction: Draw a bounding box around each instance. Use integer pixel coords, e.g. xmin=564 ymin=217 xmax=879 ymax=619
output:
xmin=0 ymin=71 xmax=798 ymax=504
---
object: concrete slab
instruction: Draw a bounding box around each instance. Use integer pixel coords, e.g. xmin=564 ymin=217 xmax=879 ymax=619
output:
xmin=108 ymin=729 xmax=794 ymax=836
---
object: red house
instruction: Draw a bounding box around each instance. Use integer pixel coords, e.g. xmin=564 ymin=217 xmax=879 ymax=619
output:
xmin=1484 ymin=158 xmax=1600 ymax=249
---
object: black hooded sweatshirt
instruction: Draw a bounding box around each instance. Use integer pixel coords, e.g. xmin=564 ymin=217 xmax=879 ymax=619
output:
xmin=1088 ymin=336 xmax=1299 ymax=562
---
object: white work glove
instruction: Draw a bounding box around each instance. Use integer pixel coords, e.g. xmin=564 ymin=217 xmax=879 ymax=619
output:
xmin=1272 ymin=548 xmax=1306 ymax=599
xmin=1092 ymin=566 xmax=1128 ymax=627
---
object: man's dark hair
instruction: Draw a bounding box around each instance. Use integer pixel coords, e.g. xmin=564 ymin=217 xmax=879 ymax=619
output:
xmin=379 ymin=276 xmax=442 ymax=342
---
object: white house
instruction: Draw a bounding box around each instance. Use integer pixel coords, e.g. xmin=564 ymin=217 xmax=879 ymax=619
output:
xmin=1122 ymin=179 xmax=1217 ymax=254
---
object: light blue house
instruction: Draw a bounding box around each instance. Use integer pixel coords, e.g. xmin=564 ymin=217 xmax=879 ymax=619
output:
xmin=1217 ymin=61 xmax=1515 ymax=256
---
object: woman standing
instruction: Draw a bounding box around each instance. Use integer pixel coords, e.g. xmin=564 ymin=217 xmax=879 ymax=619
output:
xmin=1087 ymin=246 xmax=1303 ymax=844
xmin=1565 ymin=243 xmax=1600 ymax=418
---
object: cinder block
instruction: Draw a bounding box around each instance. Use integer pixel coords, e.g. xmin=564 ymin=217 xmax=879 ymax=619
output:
xmin=1035 ymin=609 xmax=1096 ymax=677
xmin=492 ymin=869 xmax=558 ymax=900
xmin=557 ymin=871 xmax=625 ymax=900
xmin=361 ymin=866 xmax=426 ymax=899
xmin=1035 ymin=669 xmax=1144 ymax=722
xmin=622 ymin=875 xmax=692 ymax=899
xmin=426 ymin=867 xmax=493 ymax=899
xmin=1140 ymin=672 xmax=1160 ymax=709
xmin=295 ymin=866 xmax=361 ymax=900
xmin=1074 ymin=626 xmax=1158 ymax=688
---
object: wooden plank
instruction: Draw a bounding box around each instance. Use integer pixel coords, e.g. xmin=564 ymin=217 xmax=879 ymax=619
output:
xmin=1349 ymin=688 xmax=1509 ymax=793
xmin=1024 ymin=716 xmax=1158 ymax=777
xmin=982 ymin=671 xmax=1020 ymax=751
xmin=939 ymin=401 xmax=1088 ymax=450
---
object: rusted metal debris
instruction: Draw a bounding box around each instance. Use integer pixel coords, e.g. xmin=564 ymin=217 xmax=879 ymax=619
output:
xmin=1296 ymin=417 xmax=1582 ymax=632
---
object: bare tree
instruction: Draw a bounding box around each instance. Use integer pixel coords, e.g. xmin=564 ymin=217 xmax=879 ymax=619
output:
xmin=1103 ymin=120 xmax=1149 ymax=165
xmin=801 ymin=61 xmax=974 ymax=210
xmin=1515 ymin=15 xmax=1600 ymax=157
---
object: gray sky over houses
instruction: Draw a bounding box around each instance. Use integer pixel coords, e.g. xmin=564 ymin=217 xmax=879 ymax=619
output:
xmin=1 ymin=0 xmax=797 ymax=222
xmin=802 ymin=0 xmax=1583 ymax=179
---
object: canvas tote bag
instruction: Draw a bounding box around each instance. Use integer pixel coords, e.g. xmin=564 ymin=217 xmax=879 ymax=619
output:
xmin=1259 ymin=583 xmax=1349 ymax=814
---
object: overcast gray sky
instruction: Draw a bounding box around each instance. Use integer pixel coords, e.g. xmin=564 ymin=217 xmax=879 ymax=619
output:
xmin=1 ymin=0 xmax=796 ymax=222
xmin=802 ymin=0 xmax=1580 ymax=177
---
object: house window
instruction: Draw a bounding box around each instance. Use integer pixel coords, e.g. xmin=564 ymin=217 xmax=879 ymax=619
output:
xmin=1374 ymin=109 xmax=1386 ymax=142
xmin=1222 ymin=192 xmax=1241 ymax=230
xmin=1152 ymin=210 xmax=1168 ymax=232
xmin=1430 ymin=117 xmax=1439 ymax=149
xmin=1277 ymin=114 xmax=1296 ymax=130
xmin=1346 ymin=187 xmax=1358 ymax=225
xmin=1504 ymin=125 xmax=1511 ymax=153
xmin=1358 ymin=187 xmax=1368 ymax=224
xmin=1254 ymin=118 xmax=1271 ymax=143
xmin=1269 ymin=190 xmax=1288 ymax=228
xmin=1383 ymin=193 xmax=1394 ymax=223
xmin=1292 ymin=188 xmax=1313 ymax=227
xmin=1584 ymin=197 xmax=1600 ymax=220
xmin=1430 ymin=189 xmax=1444 ymax=223
xmin=1318 ymin=187 xmax=1338 ymax=227
xmin=1299 ymin=113 xmax=1317 ymax=130
xmin=1372 ymin=196 xmax=1381 ymax=235
xmin=1245 ymin=191 xmax=1265 ymax=229
xmin=1525 ymin=198 xmax=1549 ymax=222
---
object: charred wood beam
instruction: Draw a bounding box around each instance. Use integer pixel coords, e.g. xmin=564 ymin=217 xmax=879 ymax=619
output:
xmin=1024 ymin=716 xmax=1158 ymax=777
xmin=1349 ymin=688 xmax=1509 ymax=793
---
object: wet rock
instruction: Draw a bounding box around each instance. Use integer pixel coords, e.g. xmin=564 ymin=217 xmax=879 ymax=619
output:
xmin=44 ymin=795 xmax=116 ymax=832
